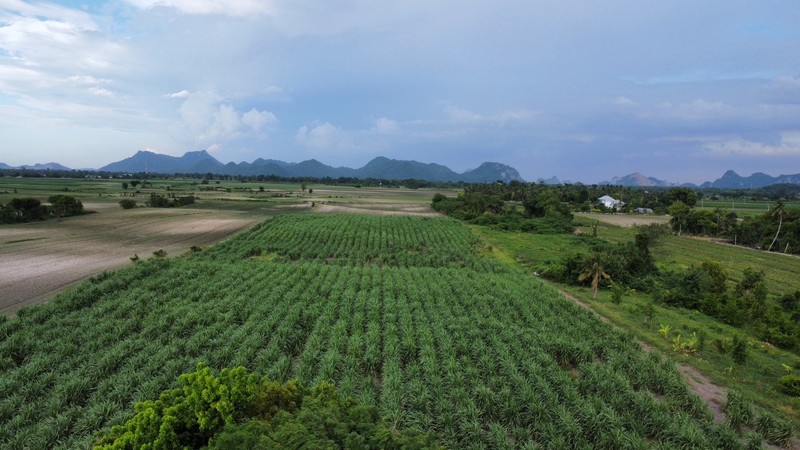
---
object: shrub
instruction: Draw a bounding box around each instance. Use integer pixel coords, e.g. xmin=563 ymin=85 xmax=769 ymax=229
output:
xmin=778 ymin=374 xmax=800 ymax=397
xmin=118 ymin=199 xmax=137 ymax=210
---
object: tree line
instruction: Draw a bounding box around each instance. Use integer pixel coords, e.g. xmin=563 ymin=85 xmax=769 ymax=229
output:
xmin=0 ymin=195 xmax=84 ymax=224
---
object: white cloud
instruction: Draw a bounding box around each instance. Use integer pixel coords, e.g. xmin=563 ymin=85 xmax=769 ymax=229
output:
xmin=373 ymin=117 xmax=398 ymax=134
xmin=444 ymin=105 xmax=538 ymax=125
xmin=165 ymin=90 xmax=191 ymax=98
xmin=87 ymin=86 xmax=115 ymax=98
xmin=296 ymin=122 xmax=354 ymax=151
xmin=175 ymin=91 xmax=277 ymax=144
xmin=242 ymin=108 xmax=278 ymax=135
xmin=704 ymin=132 xmax=800 ymax=157
xmin=125 ymin=0 xmax=275 ymax=17
xmin=614 ymin=96 xmax=637 ymax=106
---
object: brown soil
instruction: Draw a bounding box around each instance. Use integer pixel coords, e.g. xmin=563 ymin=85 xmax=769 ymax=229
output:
xmin=575 ymin=212 xmax=671 ymax=228
xmin=315 ymin=203 xmax=439 ymax=217
xmin=0 ymin=205 xmax=260 ymax=316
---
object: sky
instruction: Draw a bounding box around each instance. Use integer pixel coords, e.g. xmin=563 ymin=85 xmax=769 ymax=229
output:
xmin=1 ymin=1 xmax=799 ymax=184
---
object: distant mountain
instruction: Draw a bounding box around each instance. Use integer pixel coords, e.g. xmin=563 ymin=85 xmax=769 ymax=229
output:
xmin=461 ymin=162 xmax=523 ymax=183
xmin=99 ymin=150 xmax=220 ymax=174
xmin=98 ymin=150 xmax=526 ymax=183
xmin=604 ymin=172 xmax=675 ymax=187
xmin=0 ymin=163 xmax=12 ymax=169
xmin=537 ymin=176 xmax=562 ymax=185
xmin=701 ymin=170 xmax=800 ymax=189
xmin=17 ymin=162 xmax=73 ymax=171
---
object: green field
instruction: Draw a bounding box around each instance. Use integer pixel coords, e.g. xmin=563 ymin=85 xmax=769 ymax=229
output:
xmin=0 ymin=214 xmax=760 ymax=449
xmin=695 ymin=198 xmax=800 ymax=218
xmin=472 ymin=217 xmax=800 ymax=434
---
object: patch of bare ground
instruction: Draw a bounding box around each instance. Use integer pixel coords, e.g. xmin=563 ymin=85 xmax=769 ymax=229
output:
xmin=558 ymin=289 xmax=731 ymax=426
xmin=0 ymin=206 xmax=261 ymax=316
xmin=315 ymin=203 xmax=439 ymax=217
xmin=576 ymin=212 xmax=671 ymax=228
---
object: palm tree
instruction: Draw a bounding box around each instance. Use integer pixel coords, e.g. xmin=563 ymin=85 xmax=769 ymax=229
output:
xmin=578 ymin=255 xmax=611 ymax=299
xmin=767 ymin=201 xmax=788 ymax=252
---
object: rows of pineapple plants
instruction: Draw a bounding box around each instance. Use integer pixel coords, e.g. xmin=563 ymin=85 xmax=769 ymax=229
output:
xmin=199 ymin=214 xmax=493 ymax=269
xmin=0 ymin=215 xmax=751 ymax=448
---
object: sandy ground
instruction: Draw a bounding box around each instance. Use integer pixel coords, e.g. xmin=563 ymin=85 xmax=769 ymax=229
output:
xmin=0 ymin=203 xmax=260 ymax=315
xmin=315 ymin=202 xmax=439 ymax=217
xmin=576 ymin=212 xmax=671 ymax=227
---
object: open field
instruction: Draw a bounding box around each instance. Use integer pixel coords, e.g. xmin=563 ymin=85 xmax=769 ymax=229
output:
xmin=696 ymin=198 xmax=800 ymax=218
xmin=575 ymin=212 xmax=671 ymax=228
xmin=0 ymin=177 xmax=443 ymax=316
xmin=0 ymin=204 xmax=263 ymax=315
xmin=472 ymin=219 xmax=800 ymax=436
xmin=0 ymin=215 xmax=752 ymax=449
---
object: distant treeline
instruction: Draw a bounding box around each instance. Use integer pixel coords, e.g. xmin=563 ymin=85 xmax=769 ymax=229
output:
xmin=0 ymin=195 xmax=84 ymax=224
xmin=3 ymin=168 xmax=800 ymax=197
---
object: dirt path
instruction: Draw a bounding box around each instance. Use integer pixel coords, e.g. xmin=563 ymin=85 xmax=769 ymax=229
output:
xmin=0 ymin=206 xmax=261 ymax=316
xmin=557 ymin=289 xmax=729 ymax=425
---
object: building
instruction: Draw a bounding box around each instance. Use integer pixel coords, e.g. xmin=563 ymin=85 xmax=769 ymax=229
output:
xmin=597 ymin=195 xmax=623 ymax=210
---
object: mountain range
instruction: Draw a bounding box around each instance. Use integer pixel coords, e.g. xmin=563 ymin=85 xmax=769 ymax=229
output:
xmin=96 ymin=150 xmax=525 ymax=183
xmin=3 ymin=151 xmax=800 ymax=188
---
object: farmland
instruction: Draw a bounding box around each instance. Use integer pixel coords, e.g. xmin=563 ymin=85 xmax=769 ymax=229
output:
xmin=0 ymin=177 xmax=440 ymax=315
xmin=0 ymin=214 xmax=753 ymax=449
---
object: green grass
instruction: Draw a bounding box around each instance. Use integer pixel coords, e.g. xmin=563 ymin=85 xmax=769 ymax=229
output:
xmin=696 ymin=199 xmax=800 ymax=218
xmin=470 ymin=220 xmax=800 ymax=431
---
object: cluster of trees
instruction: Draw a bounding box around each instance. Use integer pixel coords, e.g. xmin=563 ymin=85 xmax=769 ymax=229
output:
xmin=541 ymin=224 xmax=664 ymax=293
xmin=145 ymin=193 xmax=196 ymax=208
xmin=670 ymin=200 xmax=799 ymax=254
xmin=94 ymin=364 xmax=440 ymax=449
xmin=539 ymin=223 xmax=800 ymax=349
xmin=0 ymin=195 xmax=84 ymax=224
xmin=431 ymin=187 xmax=574 ymax=233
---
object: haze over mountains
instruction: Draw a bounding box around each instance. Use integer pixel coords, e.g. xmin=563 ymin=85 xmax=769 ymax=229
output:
xmin=2 ymin=150 xmax=800 ymax=188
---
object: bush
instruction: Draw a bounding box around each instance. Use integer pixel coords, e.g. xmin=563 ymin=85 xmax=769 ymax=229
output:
xmin=118 ymin=199 xmax=137 ymax=210
xmin=93 ymin=364 xmax=441 ymax=450
xmin=731 ymin=335 xmax=748 ymax=364
xmin=778 ymin=374 xmax=800 ymax=397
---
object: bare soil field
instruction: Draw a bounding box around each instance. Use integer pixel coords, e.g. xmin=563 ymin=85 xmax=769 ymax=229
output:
xmin=315 ymin=202 xmax=439 ymax=216
xmin=576 ymin=212 xmax=671 ymax=227
xmin=0 ymin=203 xmax=261 ymax=315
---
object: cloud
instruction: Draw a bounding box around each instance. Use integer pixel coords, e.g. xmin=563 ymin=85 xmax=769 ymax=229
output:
xmin=444 ymin=105 xmax=538 ymax=125
xmin=372 ymin=117 xmax=398 ymax=134
xmin=296 ymin=122 xmax=357 ymax=153
xmin=175 ymin=91 xmax=277 ymax=145
xmin=125 ymin=0 xmax=275 ymax=17
xmin=704 ymin=132 xmax=800 ymax=157
xmin=165 ymin=90 xmax=191 ymax=98
xmin=242 ymin=108 xmax=278 ymax=135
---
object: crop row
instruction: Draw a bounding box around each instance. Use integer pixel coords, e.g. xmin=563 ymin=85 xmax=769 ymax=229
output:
xmin=1 ymin=263 xmax=737 ymax=448
xmin=199 ymin=214 xmax=490 ymax=269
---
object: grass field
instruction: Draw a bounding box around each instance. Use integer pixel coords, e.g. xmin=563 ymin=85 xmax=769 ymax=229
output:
xmin=695 ymin=198 xmax=800 ymax=218
xmin=472 ymin=215 xmax=800 ymax=436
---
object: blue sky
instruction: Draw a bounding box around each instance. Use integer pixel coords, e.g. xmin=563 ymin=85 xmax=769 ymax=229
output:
xmin=1 ymin=0 xmax=799 ymax=183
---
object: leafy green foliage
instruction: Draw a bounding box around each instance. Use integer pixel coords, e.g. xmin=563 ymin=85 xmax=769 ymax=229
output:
xmin=779 ymin=374 xmax=800 ymax=397
xmin=93 ymin=364 xmax=439 ymax=449
xmin=118 ymin=199 xmax=137 ymax=209
xmin=0 ymin=214 xmax=779 ymax=448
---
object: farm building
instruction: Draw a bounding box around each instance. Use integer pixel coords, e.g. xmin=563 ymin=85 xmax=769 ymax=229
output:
xmin=598 ymin=195 xmax=623 ymax=210
xmin=634 ymin=207 xmax=654 ymax=214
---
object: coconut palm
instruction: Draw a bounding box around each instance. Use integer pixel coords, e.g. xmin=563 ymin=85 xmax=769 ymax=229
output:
xmin=767 ymin=201 xmax=788 ymax=252
xmin=578 ymin=255 xmax=612 ymax=298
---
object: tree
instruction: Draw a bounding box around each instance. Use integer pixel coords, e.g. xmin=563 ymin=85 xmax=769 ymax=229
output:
xmin=767 ymin=201 xmax=788 ymax=252
xmin=578 ymin=254 xmax=611 ymax=299
xmin=122 ymin=182 xmax=128 ymax=190
xmin=48 ymin=195 xmax=84 ymax=217
xmin=119 ymin=199 xmax=137 ymax=209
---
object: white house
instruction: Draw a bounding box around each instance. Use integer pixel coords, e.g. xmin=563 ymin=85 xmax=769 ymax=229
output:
xmin=598 ymin=195 xmax=623 ymax=210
